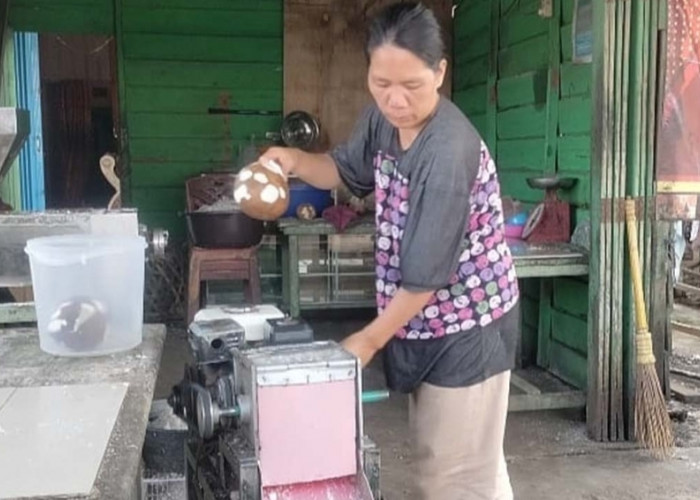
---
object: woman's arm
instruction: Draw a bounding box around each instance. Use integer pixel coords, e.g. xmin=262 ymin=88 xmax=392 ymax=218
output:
xmin=259 ymin=147 xmax=343 ymax=190
xmin=342 ymin=287 xmax=434 ymax=367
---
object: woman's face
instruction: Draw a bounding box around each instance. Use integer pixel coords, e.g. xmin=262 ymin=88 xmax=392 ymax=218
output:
xmin=368 ymin=44 xmax=446 ymax=130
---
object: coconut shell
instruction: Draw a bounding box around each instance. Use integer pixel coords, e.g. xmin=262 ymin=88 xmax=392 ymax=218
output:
xmin=233 ymin=161 xmax=290 ymax=221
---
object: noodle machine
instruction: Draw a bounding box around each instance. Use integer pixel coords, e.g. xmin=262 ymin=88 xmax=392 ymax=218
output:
xmin=168 ymin=304 xmax=385 ymax=500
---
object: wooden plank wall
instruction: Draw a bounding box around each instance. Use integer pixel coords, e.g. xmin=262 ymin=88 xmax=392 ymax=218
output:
xmin=120 ymin=0 xmax=283 ymax=237
xmin=10 ymin=0 xmax=284 ymax=238
xmin=9 ymin=0 xmax=114 ymax=34
xmin=453 ymin=0 xmax=592 ymax=388
xmin=284 ymin=0 xmax=453 ymax=152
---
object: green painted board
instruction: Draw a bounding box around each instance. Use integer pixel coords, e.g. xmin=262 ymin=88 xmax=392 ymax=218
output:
xmin=574 ymin=208 xmax=591 ymax=227
xmin=550 ymin=340 xmax=588 ymax=390
xmin=453 ymin=55 xmax=489 ymax=91
xmin=501 ymin=0 xmax=540 ymax=15
xmin=126 ymin=87 xmax=281 ymax=114
xmin=559 ymin=96 xmax=592 ymax=134
xmin=468 ymin=113 xmax=488 ymax=138
xmin=131 ymin=187 xmax=184 ymax=212
xmin=122 ymin=34 xmax=281 ymax=63
xmin=561 ymin=23 xmax=574 ymax=61
xmin=454 ymin=26 xmax=490 ymax=66
xmin=560 ymin=62 xmax=592 ymax=97
xmin=130 ymin=162 xmax=228 ymax=188
xmin=497 ymin=70 xmax=548 ymax=109
xmin=123 ymin=60 xmax=282 ymax=90
xmin=135 ymin=163 xmax=234 ymax=186
xmin=563 ymin=0 xmax=576 ymax=22
xmin=521 ymin=295 xmax=540 ymax=329
xmin=122 ymin=7 xmax=281 ymax=37
xmin=521 ymin=278 xmax=541 ymax=298
xmin=498 ymin=34 xmax=549 ymax=78
xmin=138 ymin=211 xmax=186 ymax=240
xmin=9 ymin=4 xmax=114 ymax=34
xmin=452 ymin=84 xmax=487 ymax=115
xmin=555 ymin=169 xmax=590 ymax=207
xmin=497 ymin=105 xmax=546 ymax=139
xmin=0 ymin=32 xmax=20 ymax=210
xmin=126 ymin=113 xmax=281 ymax=139
xmin=121 ymin=0 xmax=280 ymax=10
xmin=498 ymin=171 xmax=544 ymax=203
xmin=497 ymin=138 xmax=546 ymax=170
xmin=552 ymin=277 xmax=589 ymax=318
xmin=557 ymin=135 xmax=591 ymax=171
xmin=453 ymin=0 xmax=490 ymax=41
xmin=551 ymin=312 xmax=588 ymax=359
xmin=129 ymin=137 xmax=246 ymax=163
xmin=499 ymin=13 xmax=548 ymax=47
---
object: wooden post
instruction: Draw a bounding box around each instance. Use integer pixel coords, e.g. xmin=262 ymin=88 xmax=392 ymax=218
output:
xmin=588 ymin=0 xmax=607 ymax=441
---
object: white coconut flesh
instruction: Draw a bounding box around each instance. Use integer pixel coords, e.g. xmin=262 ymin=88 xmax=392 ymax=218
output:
xmin=260 ymin=184 xmax=280 ymax=204
xmin=238 ymin=169 xmax=253 ymax=181
xmin=253 ymin=172 xmax=269 ymax=184
xmin=279 ymin=187 xmax=286 ymax=199
xmin=234 ymin=184 xmax=252 ymax=203
xmin=261 ymin=160 xmax=285 ymax=177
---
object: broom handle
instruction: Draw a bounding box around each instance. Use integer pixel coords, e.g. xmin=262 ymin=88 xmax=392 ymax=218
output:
xmin=624 ymin=198 xmax=649 ymax=333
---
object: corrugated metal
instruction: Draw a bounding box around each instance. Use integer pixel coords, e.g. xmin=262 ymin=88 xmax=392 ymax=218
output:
xmin=14 ymin=31 xmax=45 ymax=211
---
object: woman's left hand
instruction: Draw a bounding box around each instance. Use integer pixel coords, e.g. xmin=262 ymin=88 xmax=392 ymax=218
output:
xmin=341 ymin=331 xmax=380 ymax=368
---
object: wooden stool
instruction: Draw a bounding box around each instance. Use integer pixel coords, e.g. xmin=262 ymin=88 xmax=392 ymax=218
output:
xmin=187 ymin=246 xmax=262 ymax=324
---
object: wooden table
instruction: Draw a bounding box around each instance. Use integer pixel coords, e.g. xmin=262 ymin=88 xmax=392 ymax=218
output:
xmin=277 ymin=216 xmax=589 ymax=317
xmin=0 ymin=325 xmax=166 ymax=499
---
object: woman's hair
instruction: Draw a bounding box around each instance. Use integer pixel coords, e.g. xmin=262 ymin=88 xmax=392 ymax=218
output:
xmin=366 ymin=1 xmax=445 ymax=70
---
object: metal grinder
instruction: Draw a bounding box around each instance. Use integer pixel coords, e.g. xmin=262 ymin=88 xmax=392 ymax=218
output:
xmin=169 ymin=307 xmax=385 ymax=500
xmin=522 ymin=176 xmax=578 ymax=243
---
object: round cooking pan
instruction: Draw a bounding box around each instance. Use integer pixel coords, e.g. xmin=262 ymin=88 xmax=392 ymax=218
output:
xmin=185 ymin=208 xmax=264 ymax=249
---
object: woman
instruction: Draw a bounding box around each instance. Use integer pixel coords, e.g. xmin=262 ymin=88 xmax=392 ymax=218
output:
xmin=260 ymin=3 xmax=520 ymax=499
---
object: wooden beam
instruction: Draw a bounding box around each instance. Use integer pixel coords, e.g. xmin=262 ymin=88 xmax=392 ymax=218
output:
xmin=671 ymin=320 xmax=700 ymax=339
xmin=511 ymin=373 xmax=542 ymax=395
xmin=509 ymin=391 xmax=586 ymax=412
xmin=0 ymin=302 xmax=36 ymax=325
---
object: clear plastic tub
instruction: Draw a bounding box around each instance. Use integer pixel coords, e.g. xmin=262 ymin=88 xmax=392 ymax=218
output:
xmin=25 ymin=234 xmax=147 ymax=357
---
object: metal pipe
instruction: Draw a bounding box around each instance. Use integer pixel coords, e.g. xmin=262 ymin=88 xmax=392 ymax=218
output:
xmin=361 ymin=390 xmax=390 ymax=404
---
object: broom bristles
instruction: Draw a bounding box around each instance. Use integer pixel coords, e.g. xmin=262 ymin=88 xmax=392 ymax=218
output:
xmin=635 ymin=362 xmax=674 ymax=458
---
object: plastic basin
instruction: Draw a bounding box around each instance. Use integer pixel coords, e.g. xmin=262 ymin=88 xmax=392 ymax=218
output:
xmin=25 ymin=234 xmax=147 ymax=357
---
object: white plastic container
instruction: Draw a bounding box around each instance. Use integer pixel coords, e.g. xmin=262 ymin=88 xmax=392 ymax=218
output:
xmin=25 ymin=234 xmax=147 ymax=357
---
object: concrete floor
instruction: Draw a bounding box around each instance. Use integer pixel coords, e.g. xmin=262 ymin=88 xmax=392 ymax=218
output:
xmin=154 ymin=310 xmax=700 ymax=500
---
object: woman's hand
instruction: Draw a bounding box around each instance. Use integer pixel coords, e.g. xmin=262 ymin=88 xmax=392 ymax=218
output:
xmin=341 ymin=330 xmax=381 ymax=368
xmin=259 ymin=147 xmax=302 ymax=177
xmin=259 ymin=148 xmax=343 ymax=190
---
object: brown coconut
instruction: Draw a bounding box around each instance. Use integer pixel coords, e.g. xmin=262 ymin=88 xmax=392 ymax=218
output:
xmin=233 ymin=160 xmax=289 ymax=221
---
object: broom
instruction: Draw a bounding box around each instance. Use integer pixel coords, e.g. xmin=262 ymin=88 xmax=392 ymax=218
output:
xmin=624 ymin=198 xmax=674 ymax=457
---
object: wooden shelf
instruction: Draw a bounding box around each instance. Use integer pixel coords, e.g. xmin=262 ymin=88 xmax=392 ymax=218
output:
xmin=509 ymin=366 xmax=586 ymax=412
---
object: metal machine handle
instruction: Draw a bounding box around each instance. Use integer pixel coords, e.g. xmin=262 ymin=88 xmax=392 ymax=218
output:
xmin=361 ymin=390 xmax=390 ymax=404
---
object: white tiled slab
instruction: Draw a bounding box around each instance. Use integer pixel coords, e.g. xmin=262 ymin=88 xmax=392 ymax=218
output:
xmin=0 ymin=388 xmax=15 ymax=410
xmin=0 ymin=382 xmax=128 ymax=499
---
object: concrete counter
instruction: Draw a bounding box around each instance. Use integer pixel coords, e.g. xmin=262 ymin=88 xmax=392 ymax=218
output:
xmin=0 ymin=324 xmax=166 ymax=499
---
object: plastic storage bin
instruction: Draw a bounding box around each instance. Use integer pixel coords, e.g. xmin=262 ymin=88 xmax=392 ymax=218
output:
xmin=25 ymin=234 xmax=147 ymax=357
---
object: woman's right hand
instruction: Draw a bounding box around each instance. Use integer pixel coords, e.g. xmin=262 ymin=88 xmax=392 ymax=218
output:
xmin=258 ymin=147 xmax=302 ymax=177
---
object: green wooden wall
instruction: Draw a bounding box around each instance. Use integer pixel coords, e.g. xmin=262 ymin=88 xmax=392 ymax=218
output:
xmin=9 ymin=0 xmax=283 ymax=239
xmin=453 ymin=0 xmax=591 ymax=389
xmin=0 ymin=28 xmax=21 ymax=210
xmin=119 ymin=0 xmax=283 ymax=237
xmin=9 ymin=0 xmax=114 ymax=34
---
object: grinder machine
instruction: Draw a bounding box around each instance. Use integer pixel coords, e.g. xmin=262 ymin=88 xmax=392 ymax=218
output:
xmin=169 ymin=304 xmax=385 ymax=500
